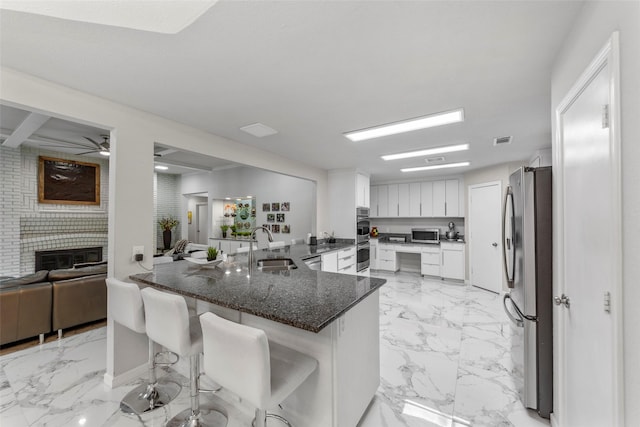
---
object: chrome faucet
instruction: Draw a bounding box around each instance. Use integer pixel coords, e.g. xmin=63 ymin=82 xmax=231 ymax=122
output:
xmin=248 ymin=226 xmax=274 ymax=270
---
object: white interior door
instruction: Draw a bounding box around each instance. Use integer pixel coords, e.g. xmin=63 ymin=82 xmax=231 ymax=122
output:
xmin=196 ymin=203 xmax=208 ymax=245
xmin=555 ymin=34 xmax=622 ymax=427
xmin=469 ymin=181 xmax=502 ymax=293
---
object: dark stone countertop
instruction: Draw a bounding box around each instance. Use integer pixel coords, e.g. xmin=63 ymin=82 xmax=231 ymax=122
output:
xmin=130 ymin=244 xmax=386 ymax=333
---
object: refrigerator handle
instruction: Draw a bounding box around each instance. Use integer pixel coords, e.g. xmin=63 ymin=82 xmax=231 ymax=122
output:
xmin=502 ymin=186 xmax=515 ymax=288
xmin=504 ymin=293 xmax=538 ymax=326
xmin=503 ymin=293 xmax=524 ymax=327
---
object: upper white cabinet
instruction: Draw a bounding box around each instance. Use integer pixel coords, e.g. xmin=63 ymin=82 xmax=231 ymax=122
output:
xmin=432 ymin=179 xmax=460 ymax=217
xmin=371 ymin=178 xmax=463 ymax=218
xmin=328 ymin=170 xmax=371 ymax=238
xmin=420 ymin=182 xmax=434 ymax=217
xmin=387 ymin=184 xmax=399 ymax=217
xmin=356 ymin=173 xmax=370 ymax=208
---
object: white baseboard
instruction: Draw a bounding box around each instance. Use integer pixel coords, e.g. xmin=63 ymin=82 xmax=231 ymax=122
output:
xmin=103 ymin=363 xmax=147 ymax=389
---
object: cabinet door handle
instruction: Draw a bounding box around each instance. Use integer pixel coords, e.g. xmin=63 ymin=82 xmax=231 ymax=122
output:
xmin=397 ymin=204 xmax=399 ymax=216
xmin=445 ymin=201 xmax=447 ymax=216
xmin=420 ymin=203 xmax=422 ymax=216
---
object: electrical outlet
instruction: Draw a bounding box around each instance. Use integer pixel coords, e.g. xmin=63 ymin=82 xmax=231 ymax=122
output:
xmin=132 ymin=246 xmax=144 ymax=262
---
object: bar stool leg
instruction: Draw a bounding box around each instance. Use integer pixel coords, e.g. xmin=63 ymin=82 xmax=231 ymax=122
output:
xmin=167 ymin=355 xmax=227 ymax=427
xmin=120 ymin=338 xmax=182 ymax=415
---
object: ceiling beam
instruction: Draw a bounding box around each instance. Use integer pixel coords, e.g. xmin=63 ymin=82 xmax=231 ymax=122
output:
xmin=2 ymin=113 xmax=51 ymax=148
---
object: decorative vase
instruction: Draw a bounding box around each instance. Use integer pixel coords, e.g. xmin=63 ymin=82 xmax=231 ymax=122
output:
xmin=163 ymin=230 xmax=172 ymax=249
xmin=222 ymin=231 xmax=227 ymax=238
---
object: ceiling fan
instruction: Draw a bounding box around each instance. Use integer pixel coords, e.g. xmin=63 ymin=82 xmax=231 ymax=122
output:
xmin=78 ymin=135 xmax=110 ymax=156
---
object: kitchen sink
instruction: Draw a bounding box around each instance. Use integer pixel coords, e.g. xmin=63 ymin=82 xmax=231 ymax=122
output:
xmin=256 ymin=258 xmax=298 ymax=272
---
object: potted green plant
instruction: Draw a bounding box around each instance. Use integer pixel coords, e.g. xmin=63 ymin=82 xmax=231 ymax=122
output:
xmin=220 ymin=224 xmax=229 ymax=238
xmin=230 ymin=224 xmax=237 ymax=237
xmin=158 ymin=216 xmax=179 ymax=250
xmin=207 ymin=246 xmax=218 ymax=261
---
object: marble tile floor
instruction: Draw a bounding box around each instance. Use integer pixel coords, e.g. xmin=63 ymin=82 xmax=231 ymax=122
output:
xmin=0 ymin=271 xmax=551 ymax=427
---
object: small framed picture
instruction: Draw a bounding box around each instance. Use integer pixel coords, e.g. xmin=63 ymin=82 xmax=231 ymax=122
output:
xmin=271 ymin=224 xmax=280 ymax=233
xmin=272 ymin=202 xmax=280 ymax=211
xmin=281 ymin=202 xmax=290 ymax=211
xmin=276 ymin=213 xmax=285 ymax=222
xmin=262 ymin=203 xmax=270 ymax=212
xmin=267 ymin=214 xmax=275 ymax=222
xmin=282 ymin=224 xmax=290 ymax=234
xmin=262 ymin=224 xmax=270 ymax=231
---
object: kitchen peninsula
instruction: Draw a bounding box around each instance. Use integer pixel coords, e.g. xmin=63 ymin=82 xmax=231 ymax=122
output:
xmin=130 ymin=244 xmax=386 ymax=427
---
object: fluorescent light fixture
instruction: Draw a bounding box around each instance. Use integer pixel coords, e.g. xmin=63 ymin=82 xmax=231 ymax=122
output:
xmin=381 ymin=143 xmax=469 ymax=161
xmin=344 ymin=108 xmax=464 ymax=142
xmin=0 ymin=1 xmax=218 ymax=34
xmin=154 ymin=165 xmax=169 ymax=171
xmin=401 ymin=162 xmax=470 ymax=173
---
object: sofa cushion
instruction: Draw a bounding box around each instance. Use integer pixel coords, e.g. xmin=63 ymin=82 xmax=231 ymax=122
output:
xmin=48 ymin=264 xmax=107 ymax=281
xmin=0 ymin=270 xmax=49 ymax=289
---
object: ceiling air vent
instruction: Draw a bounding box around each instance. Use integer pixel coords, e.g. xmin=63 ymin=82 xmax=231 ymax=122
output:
xmin=425 ymin=156 xmax=445 ymax=163
xmin=493 ymin=136 xmax=512 ymax=146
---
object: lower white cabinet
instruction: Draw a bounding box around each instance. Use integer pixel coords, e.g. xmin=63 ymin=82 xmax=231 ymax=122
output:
xmin=369 ymin=239 xmax=379 ymax=270
xmin=378 ymin=244 xmax=398 ymax=272
xmin=421 ymin=245 xmax=441 ymax=277
xmin=337 ymin=247 xmax=357 ymax=275
xmin=440 ymin=242 xmax=465 ymax=280
xmin=322 ymin=251 xmax=338 ymax=273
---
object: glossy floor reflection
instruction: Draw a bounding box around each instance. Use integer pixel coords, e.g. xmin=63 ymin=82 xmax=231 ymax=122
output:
xmin=0 ymin=272 xmax=550 ymax=427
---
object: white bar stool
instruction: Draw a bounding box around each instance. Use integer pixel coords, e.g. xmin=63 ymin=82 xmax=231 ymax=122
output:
xmin=106 ymin=278 xmax=181 ymax=415
xmin=199 ymin=312 xmax=318 ymax=427
xmin=140 ymin=287 xmax=227 ymax=427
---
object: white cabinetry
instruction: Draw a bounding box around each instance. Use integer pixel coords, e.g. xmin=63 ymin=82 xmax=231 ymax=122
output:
xmin=378 ymin=244 xmax=398 ymax=272
xmin=322 ymin=251 xmax=338 ymax=273
xmin=356 ymin=173 xmax=370 ymax=208
xmin=398 ymin=183 xmax=410 ymax=217
xmin=440 ymin=242 xmax=465 ymax=280
xmin=387 ymin=184 xmax=399 ymax=217
xmin=433 ymin=179 xmax=460 ymax=217
xmin=420 ymin=182 xmax=434 ymax=217
xmin=370 ymin=178 xmax=462 ymax=218
xmin=369 ymin=239 xmax=378 ymax=270
xmin=421 ymin=245 xmax=441 ymax=277
xmin=337 ymin=247 xmax=357 ymax=275
xmin=328 ymin=170 xmax=370 ymax=238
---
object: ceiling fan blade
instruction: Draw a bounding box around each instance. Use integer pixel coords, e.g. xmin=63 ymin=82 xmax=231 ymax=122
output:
xmin=75 ymin=149 xmax=99 ymax=155
xmin=83 ymin=136 xmax=103 ymax=149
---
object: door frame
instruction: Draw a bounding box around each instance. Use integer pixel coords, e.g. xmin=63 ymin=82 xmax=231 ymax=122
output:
xmin=553 ymin=32 xmax=623 ymax=426
xmin=196 ymin=203 xmax=208 ymax=245
xmin=467 ymin=180 xmax=503 ymax=292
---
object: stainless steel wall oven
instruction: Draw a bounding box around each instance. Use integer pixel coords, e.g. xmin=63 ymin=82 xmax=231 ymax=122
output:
xmin=356 ymin=207 xmax=370 ymax=271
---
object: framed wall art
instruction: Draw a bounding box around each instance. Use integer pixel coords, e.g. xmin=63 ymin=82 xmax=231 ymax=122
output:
xmin=38 ymin=156 xmax=100 ymax=205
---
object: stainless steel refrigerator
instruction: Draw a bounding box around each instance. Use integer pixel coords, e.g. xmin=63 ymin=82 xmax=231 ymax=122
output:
xmin=502 ymin=166 xmax=553 ymax=418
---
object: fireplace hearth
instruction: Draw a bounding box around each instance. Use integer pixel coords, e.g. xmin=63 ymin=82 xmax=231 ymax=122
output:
xmin=35 ymin=247 xmax=103 ymax=271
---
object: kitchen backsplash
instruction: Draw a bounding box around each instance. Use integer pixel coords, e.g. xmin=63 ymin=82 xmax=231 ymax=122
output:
xmin=370 ymin=217 xmax=465 ymax=237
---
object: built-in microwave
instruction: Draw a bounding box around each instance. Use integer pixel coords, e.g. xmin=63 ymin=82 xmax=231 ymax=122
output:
xmin=411 ymin=228 xmax=440 ymax=244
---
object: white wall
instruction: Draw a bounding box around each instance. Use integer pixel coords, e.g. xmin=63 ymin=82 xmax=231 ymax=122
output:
xmin=463 ymin=162 xmax=525 ymax=288
xmin=0 ymin=67 xmax=329 ymax=383
xmin=551 ymin=1 xmax=640 ymax=423
xmin=181 ymin=166 xmax=315 ymax=244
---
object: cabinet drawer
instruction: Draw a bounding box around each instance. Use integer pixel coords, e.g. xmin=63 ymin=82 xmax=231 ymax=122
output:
xmin=337 ymin=264 xmax=357 ymax=275
xmin=378 ymin=246 xmax=396 ymax=261
xmin=421 ymin=263 xmax=440 ymax=276
xmin=338 ymin=254 xmax=356 ymax=270
xmin=421 ymin=253 xmax=440 ymax=265
xmin=338 ymin=247 xmax=356 ymax=259
xmin=378 ymin=259 xmax=397 ymax=271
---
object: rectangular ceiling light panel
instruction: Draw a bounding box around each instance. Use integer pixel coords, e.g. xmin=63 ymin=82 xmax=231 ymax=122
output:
xmin=240 ymin=123 xmax=279 ymax=138
xmin=344 ymin=108 xmax=464 ymax=142
xmin=401 ymin=162 xmax=470 ymax=173
xmin=381 ymin=143 xmax=469 ymax=161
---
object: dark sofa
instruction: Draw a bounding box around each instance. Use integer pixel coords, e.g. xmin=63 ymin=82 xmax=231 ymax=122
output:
xmin=0 ymin=264 xmax=107 ymax=346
